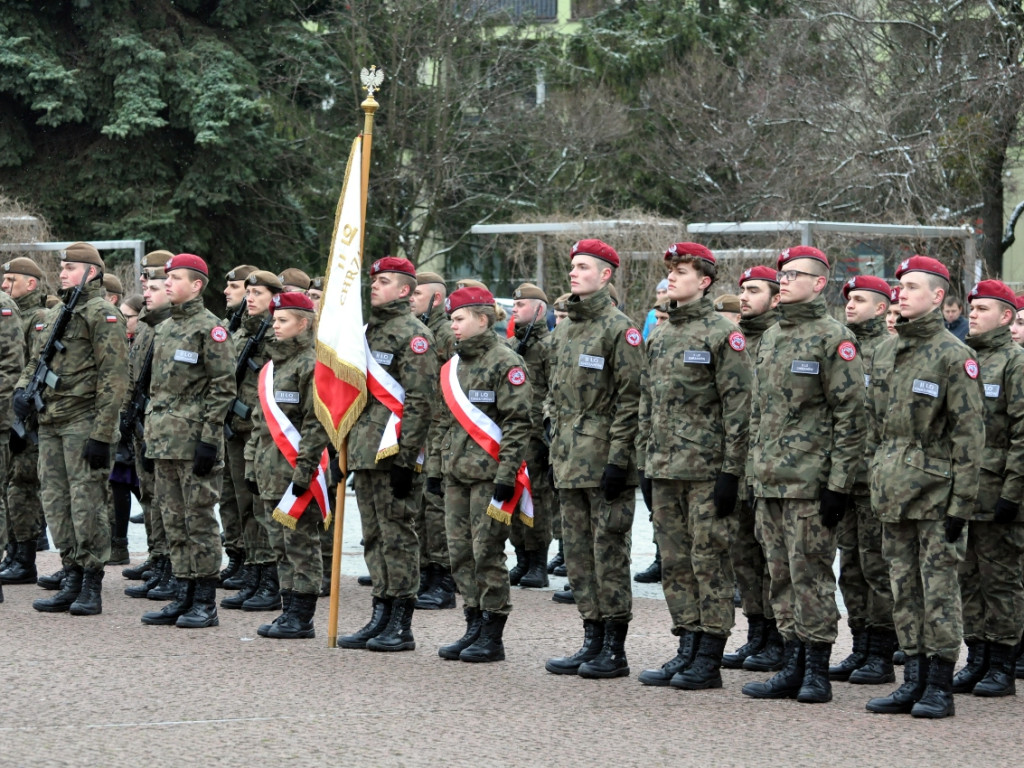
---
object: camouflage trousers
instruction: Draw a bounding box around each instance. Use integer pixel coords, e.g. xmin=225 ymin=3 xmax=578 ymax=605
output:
xmin=37 ymin=419 xmax=112 ymax=570
xmin=559 ymin=486 xmax=633 ymax=623
xmin=445 ymin=480 xmax=512 ymax=615
xmin=882 ymin=518 xmax=965 ymax=662
xmin=416 ymin=478 xmax=450 ymax=568
xmin=265 ymin=497 xmax=323 ymax=596
xmin=958 ymin=520 xmax=1024 ymax=646
xmin=154 ymin=458 xmax=224 ymax=580
xmin=0 ymin=442 xmax=9 ymax=550
xmin=837 ymin=494 xmax=894 ymax=631
xmin=653 ymin=478 xmax=736 ymax=638
xmin=756 ymin=497 xmax=840 ymax=644
xmin=354 ymin=469 xmax=420 ymax=600
xmin=510 ymin=452 xmax=556 ymax=553
xmin=731 ymin=497 xmax=772 ymax=620
xmin=6 ymin=441 xmax=45 ymax=543
xmin=222 ymin=430 xmax=271 ymax=563
xmin=135 ymin=438 xmax=168 ymax=557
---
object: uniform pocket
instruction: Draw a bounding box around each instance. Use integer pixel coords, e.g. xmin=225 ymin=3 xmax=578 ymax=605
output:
xmin=604 ymin=500 xmax=634 ymax=534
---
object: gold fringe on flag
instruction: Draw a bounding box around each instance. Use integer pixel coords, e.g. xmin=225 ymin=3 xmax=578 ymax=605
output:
xmin=313 ymin=347 xmax=367 ymax=451
xmin=487 ymin=504 xmax=512 ymax=525
xmin=517 ymin=511 xmax=534 ymax=528
xmin=273 ymin=508 xmax=299 ymax=530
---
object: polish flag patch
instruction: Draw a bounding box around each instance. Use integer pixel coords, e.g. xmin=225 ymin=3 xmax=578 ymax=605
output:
xmin=0 ymin=309 xmax=12 ymax=317
xmin=211 ymin=326 xmax=228 ymax=343
xmin=105 ymin=315 xmax=119 ymax=323
xmin=410 ymin=336 xmax=429 ymax=354
xmin=35 ymin=323 xmax=45 ymax=331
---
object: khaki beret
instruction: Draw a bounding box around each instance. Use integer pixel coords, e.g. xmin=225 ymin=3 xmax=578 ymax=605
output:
xmin=310 ymin=276 xmax=325 ymax=291
xmin=247 ymin=270 xmax=284 ymax=292
xmin=415 ymin=270 xmax=446 ymax=286
xmin=456 ymin=278 xmax=489 ymax=291
xmin=608 ymin=283 xmax=619 ymax=305
xmin=713 ymin=294 xmax=741 ymax=313
xmin=62 ymin=242 xmax=104 ymax=269
xmin=102 ymin=274 xmax=124 ymax=295
xmin=553 ymin=292 xmax=572 ymax=312
xmin=512 ymin=282 xmax=548 ymax=303
xmin=278 ymin=268 xmax=311 ymax=291
xmin=45 ymin=294 xmax=61 ymax=309
xmin=143 ymin=250 xmax=175 ymax=269
xmin=2 ymin=257 xmax=43 ymax=280
xmin=226 ymin=264 xmax=258 ymax=282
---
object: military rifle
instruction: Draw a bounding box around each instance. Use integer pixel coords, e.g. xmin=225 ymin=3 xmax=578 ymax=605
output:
xmin=224 ymin=315 xmax=271 ymax=440
xmin=226 ymin=301 xmax=247 ymax=333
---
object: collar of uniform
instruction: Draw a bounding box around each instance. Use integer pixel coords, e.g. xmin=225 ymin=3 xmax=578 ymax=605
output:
xmin=57 ymin=279 xmax=104 ymax=307
xmin=242 ymin=310 xmax=267 ymax=333
xmin=896 ymin=308 xmax=944 ymax=338
xmin=777 ymin=295 xmax=827 ymax=325
xmin=739 ymin=309 xmax=777 ymax=336
xmin=13 ymin=289 xmax=44 ymax=314
xmin=267 ymin=326 xmax=314 ymax=363
xmin=965 ymin=321 xmax=1012 ymax=352
xmin=567 ymin=284 xmax=612 ymax=321
xmin=513 ymin=319 xmax=548 ymax=342
xmin=369 ymin=297 xmax=412 ymax=327
xmin=140 ymin=304 xmax=171 ymax=327
xmin=847 ymin=315 xmax=886 ymax=341
xmin=455 ymin=329 xmax=496 ymax=360
xmin=171 ymin=295 xmax=206 ymax=319
xmin=667 ymin=295 xmax=711 ymax=325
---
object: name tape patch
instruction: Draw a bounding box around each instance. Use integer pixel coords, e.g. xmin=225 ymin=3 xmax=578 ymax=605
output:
xmin=912 ymin=379 xmax=940 ymax=398
xmin=469 ymin=389 xmax=496 ymax=403
xmin=791 ymin=360 xmax=820 ymax=375
xmin=174 ymin=349 xmax=199 ymax=365
xmin=683 ymin=350 xmax=712 ymax=365
xmin=984 ymin=383 xmax=1001 ymax=399
xmin=274 ymin=391 xmax=300 ymax=404
xmin=372 ymin=350 xmax=394 ymax=366
xmin=579 ymin=354 xmax=605 ymax=370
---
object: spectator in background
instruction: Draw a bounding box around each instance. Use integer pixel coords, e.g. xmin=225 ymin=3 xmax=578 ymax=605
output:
xmin=943 ymin=295 xmax=969 ymax=341
xmin=642 ymin=279 xmax=670 ymax=341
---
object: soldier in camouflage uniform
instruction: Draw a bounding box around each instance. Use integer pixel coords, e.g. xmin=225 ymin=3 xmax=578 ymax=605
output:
xmin=141 ymin=254 xmax=236 ymax=629
xmin=829 ymin=275 xmax=898 ymax=685
xmin=723 ymin=265 xmax=781 ymax=671
xmin=742 ymin=246 xmax=866 ymax=704
xmin=428 ymin=286 xmax=532 ymax=662
xmin=13 ymin=243 xmax=128 ymax=616
xmin=544 ymin=239 xmax=645 ymax=680
xmin=246 ymin=292 xmax=329 ymax=639
xmin=0 ymin=289 xmax=23 ymax=601
xmin=951 ymin=280 xmax=1024 ymax=697
xmin=546 ymin=292 xmax=572 ymax=578
xmin=337 ymin=257 xmax=438 ymax=653
xmin=636 ymin=243 xmax=751 ymax=691
xmin=865 ymin=255 xmax=984 ymax=719
xmin=1 ymin=258 xmax=47 ymax=587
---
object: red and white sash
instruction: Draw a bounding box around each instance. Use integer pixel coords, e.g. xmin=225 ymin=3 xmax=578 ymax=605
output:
xmin=364 ymin=333 xmax=424 ymax=468
xmin=440 ymin=355 xmax=533 ymax=527
xmin=258 ymin=361 xmax=332 ymax=530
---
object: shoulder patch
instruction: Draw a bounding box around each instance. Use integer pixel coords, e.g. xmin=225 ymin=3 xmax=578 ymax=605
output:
xmin=0 ymin=308 xmax=11 ymax=317
xmin=625 ymin=328 xmax=642 ymax=347
xmin=965 ymin=359 xmax=979 ymax=379
xmin=35 ymin=323 xmax=45 ymax=331
xmin=211 ymin=326 xmax=229 ymax=343
xmin=105 ymin=314 xmax=119 ymax=323
xmin=728 ymin=331 xmax=746 ymax=352
xmin=410 ymin=336 xmax=429 ymax=354
xmin=837 ymin=341 xmax=857 ymax=361
xmin=508 ymin=366 xmax=526 ymax=386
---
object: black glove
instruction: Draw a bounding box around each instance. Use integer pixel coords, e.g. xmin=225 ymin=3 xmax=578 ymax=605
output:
xmin=192 ymin=441 xmax=218 ymax=477
xmin=291 ymin=482 xmax=308 ymax=497
xmin=638 ymin=470 xmax=653 ymax=512
xmin=389 ymin=464 xmax=414 ymax=499
xmin=599 ymin=463 xmax=629 ymax=502
xmin=747 ymin=485 xmax=755 ymax=510
xmin=12 ymin=388 xmax=32 ymax=421
xmin=944 ymin=516 xmax=966 ymax=543
xmin=9 ymin=429 xmax=27 ymax=455
xmin=713 ymin=472 xmax=740 ymax=519
xmin=493 ymin=482 xmax=515 ymax=502
xmin=246 ymin=479 xmax=260 ymax=496
xmin=819 ymin=488 xmax=848 ymax=529
xmin=994 ymin=498 xmax=1020 ymax=524
xmin=426 ymin=476 xmax=444 ymax=497
xmin=82 ymin=438 xmax=111 ymax=470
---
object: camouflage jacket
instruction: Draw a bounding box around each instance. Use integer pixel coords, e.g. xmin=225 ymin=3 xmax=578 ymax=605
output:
xmin=124 ymin=305 xmax=170 ymax=403
xmin=548 ymin=285 xmax=644 ymax=488
xmin=847 ymin=314 xmax=889 ymax=495
xmin=432 ymin=330 xmax=532 ymax=485
xmin=144 ymin=296 xmax=236 ymax=460
xmin=638 ymin=296 xmax=751 ymax=481
xmin=507 ymin=322 xmax=551 ymax=439
xmin=750 ymin=296 xmax=866 ymax=499
xmin=869 ymin=309 xmax=984 ymax=522
xmin=348 ymin=297 xmax=437 ymax=472
xmin=965 ymin=323 xmax=1024 ymax=516
xmin=231 ymin=311 xmax=272 ymax=435
xmin=246 ymin=327 xmax=329 ymax=497
xmin=739 ymin=309 xmax=778 ymax=484
xmin=17 ymin=280 xmax=127 ymax=440
xmin=13 ymin=290 xmax=47 ymax=351
xmin=0 ymin=293 xmax=23 ymax=431
xmin=424 ymin=305 xmax=456 ymax=362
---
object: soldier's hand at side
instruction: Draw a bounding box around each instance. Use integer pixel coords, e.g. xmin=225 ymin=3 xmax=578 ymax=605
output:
xmin=82 ymin=438 xmax=110 ymax=470
xmin=600 ymin=464 xmax=628 ymax=502
xmin=819 ymin=488 xmax=848 ymax=529
xmin=747 ymin=485 xmax=755 ymax=510
xmin=713 ymin=472 xmax=740 ymax=518
xmin=291 ymin=482 xmax=308 ymax=498
xmin=192 ymin=441 xmax=218 ymax=477
xmin=389 ymin=464 xmax=415 ymax=499
xmin=8 ymin=429 xmax=26 ymax=455
xmin=993 ymin=498 xmax=1019 ymax=524
xmin=246 ymin=479 xmax=260 ymax=496
xmin=638 ymin=470 xmax=653 ymax=512
xmin=493 ymin=482 xmax=515 ymax=502
xmin=944 ymin=516 xmax=966 ymax=543
xmin=426 ymin=476 xmax=444 ymax=497
xmin=12 ymin=388 xmax=31 ymax=421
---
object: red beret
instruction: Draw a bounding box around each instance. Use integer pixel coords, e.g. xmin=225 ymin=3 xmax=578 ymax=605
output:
xmin=738 ymin=265 xmax=779 ymax=287
xmin=890 ymin=285 xmax=901 ymax=303
xmin=895 ymin=255 xmax=949 ymax=281
xmin=166 ymin=253 xmax=208 ymax=276
xmin=777 ymin=245 xmax=829 ymax=270
xmin=665 ymin=242 xmax=715 ymax=265
xmin=968 ymin=280 xmax=1017 ymax=309
xmin=445 ymin=286 xmax=494 ymax=315
xmin=842 ymin=275 xmax=892 ymax=302
xmin=370 ymin=256 xmax=416 ymax=278
xmin=1017 ymin=294 xmax=1024 ymax=311
xmin=271 ymin=292 xmax=315 ymax=313
xmin=570 ymin=239 xmax=619 ymax=268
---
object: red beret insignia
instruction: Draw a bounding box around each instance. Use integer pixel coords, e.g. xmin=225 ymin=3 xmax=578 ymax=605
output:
xmin=410 ymin=336 xmax=429 ymax=354
xmin=625 ymin=328 xmax=642 ymax=347
xmin=728 ymin=331 xmax=746 ymax=352
xmin=211 ymin=326 xmax=228 ymax=342
xmin=965 ymin=359 xmax=979 ymax=379
xmin=508 ymin=366 xmax=526 ymax=386
xmin=838 ymin=341 xmax=857 ymax=361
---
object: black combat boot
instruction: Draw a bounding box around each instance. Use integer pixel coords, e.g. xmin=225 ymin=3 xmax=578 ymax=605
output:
xmin=865 ymin=653 xmax=928 ymax=713
xmin=258 ymin=591 xmax=294 ymax=637
xmin=741 ymin=639 xmax=805 ymax=699
xmin=222 ymin=558 xmax=252 ymax=590
xmin=337 ymin=597 xmax=393 ymax=649
xmin=357 ymin=574 xmax=372 ymax=586
xmin=547 ymin=539 xmax=564 ymax=574
xmin=107 ymin=537 xmax=130 ymax=566
xmin=672 ymin=633 xmax=727 ymax=690
xmin=366 ymin=596 xmax=416 ymax=652
xmin=849 ymin=628 xmax=897 ymax=685
xmin=36 ymin=528 xmax=49 ymax=551
xmin=973 ymin=642 xmax=1017 ymax=697
xmin=0 ymin=541 xmax=14 ymax=573
xmin=508 ymin=547 xmax=527 ymax=586
xmin=33 ymin=567 xmax=83 ymax=613
xmin=743 ymin=619 xmax=785 ymax=671
xmin=519 ymin=551 xmax=549 ymax=589
xmin=546 ymin=619 xmax=605 ymax=675
xmin=578 ymin=621 xmax=630 ymax=679
xmin=552 ymin=583 xmax=575 ymax=604
xmin=36 ymin=567 xmax=66 ymax=590
xmin=416 ymin=566 xmax=456 ymax=610
xmin=176 ymin=577 xmax=220 ymax=628
xmin=439 ymin=606 xmax=483 ymax=660
xmin=218 ymin=548 xmax=245 ymax=585
xmin=268 ymin=592 xmax=317 ymax=639
xmin=460 ymin=611 xmax=507 ymax=662
xmin=828 ymin=626 xmax=867 ymax=681
xmin=220 ymin=564 xmax=259 ymax=608
xmin=146 ymin=557 xmax=179 ymax=601
xmin=122 ymin=556 xmax=156 ymax=581
xmin=892 ymin=648 xmax=906 ymax=665
xmin=141 ymin=579 xmax=196 ymax=625
xmin=0 ymin=540 xmax=37 ymax=584
xmin=911 ymin=656 xmax=956 ymax=718
xmin=125 ymin=556 xmax=167 ymax=598
xmin=797 ymin=642 xmax=833 ymax=703
xmin=241 ymin=563 xmax=282 ymax=612
xmin=633 ymin=548 xmax=661 ymax=583
xmin=638 ymin=630 xmax=701 ymax=686
xmin=722 ymin=614 xmax=768 ymax=669
xmin=69 ymin=569 xmax=104 ymax=616
xmin=952 ymin=639 xmax=990 ymax=693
